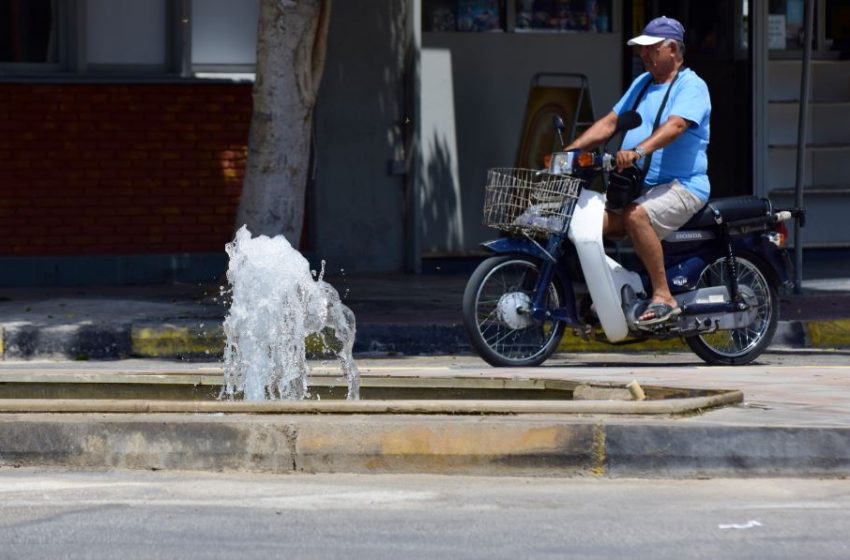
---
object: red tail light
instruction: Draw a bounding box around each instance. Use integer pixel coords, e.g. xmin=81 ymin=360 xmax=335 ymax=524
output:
xmin=774 ymin=221 xmax=788 ymax=247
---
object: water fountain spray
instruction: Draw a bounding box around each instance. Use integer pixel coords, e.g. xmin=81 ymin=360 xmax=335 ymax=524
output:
xmin=222 ymin=226 xmax=360 ymax=400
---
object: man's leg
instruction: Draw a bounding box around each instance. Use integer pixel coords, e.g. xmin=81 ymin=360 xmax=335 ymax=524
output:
xmin=603 ymin=209 xmax=625 ymax=238
xmin=622 ymin=203 xmax=677 ymax=321
xmin=621 ymin=181 xmax=704 ymax=323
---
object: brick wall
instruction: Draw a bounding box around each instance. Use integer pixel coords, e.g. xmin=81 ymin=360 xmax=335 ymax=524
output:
xmin=0 ymin=83 xmax=251 ymax=256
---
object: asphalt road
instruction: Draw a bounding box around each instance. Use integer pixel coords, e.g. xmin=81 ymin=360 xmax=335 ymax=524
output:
xmin=0 ymin=470 xmax=848 ymax=560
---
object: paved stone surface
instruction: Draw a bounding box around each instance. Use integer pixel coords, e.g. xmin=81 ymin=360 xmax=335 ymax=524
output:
xmin=0 ymin=353 xmax=848 ymax=477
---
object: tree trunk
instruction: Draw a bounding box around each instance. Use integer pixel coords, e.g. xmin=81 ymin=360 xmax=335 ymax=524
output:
xmin=235 ymin=0 xmax=331 ymax=245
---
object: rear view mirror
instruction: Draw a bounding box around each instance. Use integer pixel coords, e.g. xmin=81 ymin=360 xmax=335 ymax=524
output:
xmin=552 ymin=115 xmax=567 ymax=149
xmin=552 ymin=115 xmax=566 ymax=133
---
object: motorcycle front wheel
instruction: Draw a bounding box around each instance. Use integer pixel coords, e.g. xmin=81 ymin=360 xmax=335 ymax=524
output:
xmin=462 ymin=255 xmax=566 ymax=367
xmin=685 ymin=253 xmax=779 ymax=365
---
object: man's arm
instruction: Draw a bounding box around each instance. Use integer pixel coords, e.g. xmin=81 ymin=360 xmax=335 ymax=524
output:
xmin=563 ymin=111 xmax=619 ymax=151
xmin=615 ymin=115 xmax=689 ymax=170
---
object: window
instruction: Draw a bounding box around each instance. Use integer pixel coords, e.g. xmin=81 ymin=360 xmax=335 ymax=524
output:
xmin=0 ymin=0 xmax=262 ymax=79
xmin=0 ymin=0 xmax=58 ymax=63
xmin=86 ymin=0 xmax=167 ymax=67
xmin=767 ymin=0 xmax=850 ymax=58
xmin=191 ymin=0 xmax=259 ymax=70
xmin=827 ymin=0 xmax=850 ymax=53
xmin=422 ymin=0 xmax=612 ymax=33
xmin=515 ymin=0 xmax=611 ymax=32
xmin=768 ymin=0 xmax=809 ymax=50
xmin=423 ymin=0 xmax=505 ymax=32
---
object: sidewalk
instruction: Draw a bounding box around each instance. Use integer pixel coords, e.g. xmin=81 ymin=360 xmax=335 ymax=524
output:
xmin=1 ymin=266 xmax=850 ymax=360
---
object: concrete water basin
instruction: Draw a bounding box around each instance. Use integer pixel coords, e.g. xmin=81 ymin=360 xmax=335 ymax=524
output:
xmin=0 ymin=360 xmax=788 ymax=476
xmin=0 ymin=370 xmax=742 ymax=415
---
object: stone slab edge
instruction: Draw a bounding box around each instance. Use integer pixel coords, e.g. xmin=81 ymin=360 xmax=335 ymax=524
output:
xmin=0 ymin=415 xmax=847 ymax=478
xmin=0 ymin=389 xmax=743 ymax=415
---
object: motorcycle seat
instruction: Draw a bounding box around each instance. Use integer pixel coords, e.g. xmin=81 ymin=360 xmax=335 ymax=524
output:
xmin=679 ymin=196 xmax=772 ymax=230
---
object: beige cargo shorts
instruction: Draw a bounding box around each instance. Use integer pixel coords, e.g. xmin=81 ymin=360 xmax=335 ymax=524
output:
xmin=634 ymin=180 xmax=705 ymax=240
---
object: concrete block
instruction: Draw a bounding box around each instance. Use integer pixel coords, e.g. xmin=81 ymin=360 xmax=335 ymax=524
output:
xmin=294 ymin=417 xmax=599 ymax=475
xmin=0 ymin=417 xmax=297 ymax=473
xmin=603 ymin=424 xmax=850 ymax=477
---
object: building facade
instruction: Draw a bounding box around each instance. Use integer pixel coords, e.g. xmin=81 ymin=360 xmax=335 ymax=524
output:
xmin=0 ymin=0 xmax=847 ymax=285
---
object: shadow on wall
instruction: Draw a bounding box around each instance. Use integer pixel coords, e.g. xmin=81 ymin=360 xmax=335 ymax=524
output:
xmin=421 ymin=132 xmax=464 ymax=254
xmin=310 ymin=0 xmax=412 ymax=272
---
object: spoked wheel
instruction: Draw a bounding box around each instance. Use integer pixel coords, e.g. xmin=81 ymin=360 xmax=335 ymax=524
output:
xmin=685 ymin=253 xmax=779 ymax=365
xmin=462 ymin=255 xmax=566 ymax=367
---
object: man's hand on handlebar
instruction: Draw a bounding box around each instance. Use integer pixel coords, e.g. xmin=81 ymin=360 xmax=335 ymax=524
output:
xmin=615 ymin=150 xmax=641 ymax=172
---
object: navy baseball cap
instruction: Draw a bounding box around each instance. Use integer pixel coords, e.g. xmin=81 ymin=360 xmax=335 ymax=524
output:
xmin=627 ymin=16 xmax=684 ymax=46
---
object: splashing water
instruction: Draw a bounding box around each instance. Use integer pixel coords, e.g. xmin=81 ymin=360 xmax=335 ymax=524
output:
xmin=222 ymin=226 xmax=360 ymax=401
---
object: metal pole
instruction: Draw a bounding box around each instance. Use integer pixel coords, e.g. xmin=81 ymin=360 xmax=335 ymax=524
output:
xmin=406 ymin=0 xmax=422 ymax=274
xmin=752 ymin=0 xmax=768 ymax=199
xmin=793 ymin=0 xmax=815 ymax=294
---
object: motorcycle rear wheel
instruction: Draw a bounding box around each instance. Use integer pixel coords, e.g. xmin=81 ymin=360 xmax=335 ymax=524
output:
xmin=685 ymin=253 xmax=779 ymax=365
xmin=462 ymin=255 xmax=566 ymax=367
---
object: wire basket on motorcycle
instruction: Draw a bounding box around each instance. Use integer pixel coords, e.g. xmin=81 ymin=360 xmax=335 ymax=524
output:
xmin=482 ymin=168 xmax=584 ymax=236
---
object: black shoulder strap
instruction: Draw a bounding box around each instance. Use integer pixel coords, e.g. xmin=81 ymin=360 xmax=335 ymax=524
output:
xmin=615 ymin=69 xmax=684 ymax=163
xmin=614 ymin=74 xmax=653 ymax=152
xmin=651 ymin=68 xmax=682 ymax=130
xmin=639 ymin=68 xmax=683 ymax=175
xmin=630 ymin=74 xmax=654 ymax=112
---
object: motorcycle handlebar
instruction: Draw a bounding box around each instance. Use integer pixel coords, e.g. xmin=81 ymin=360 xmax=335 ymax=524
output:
xmin=547 ymin=150 xmax=807 ymax=228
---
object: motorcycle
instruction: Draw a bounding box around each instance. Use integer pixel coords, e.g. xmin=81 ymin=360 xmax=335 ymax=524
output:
xmin=462 ymin=111 xmax=805 ymax=367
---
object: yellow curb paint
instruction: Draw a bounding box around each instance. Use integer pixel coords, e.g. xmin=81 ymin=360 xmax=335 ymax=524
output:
xmin=591 ymin=423 xmax=606 ymax=477
xmin=131 ymin=326 xmax=331 ymax=358
xmin=301 ymin=425 xmax=569 ymax=457
xmin=558 ymin=331 xmax=687 ymax=353
xmin=806 ymin=320 xmax=850 ymax=348
xmin=304 ymin=333 xmax=327 ymax=355
xmin=314 ymin=366 xmax=453 ymax=373
xmin=0 ymin=327 xmax=4 ymax=359
xmin=131 ymin=326 xmax=225 ymax=357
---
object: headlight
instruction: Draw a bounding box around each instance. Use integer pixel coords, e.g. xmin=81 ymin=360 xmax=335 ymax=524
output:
xmin=548 ymin=152 xmax=575 ymax=175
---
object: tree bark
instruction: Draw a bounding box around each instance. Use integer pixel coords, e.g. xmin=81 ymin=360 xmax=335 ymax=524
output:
xmin=235 ymin=0 xmax=331 ymax=245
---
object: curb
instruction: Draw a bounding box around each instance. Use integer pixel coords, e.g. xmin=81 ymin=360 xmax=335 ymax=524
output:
xmin=806 ymin=320 xmax=850 ymax=348
xmin=114 ymin=318 xmax=850 ymax=357
xmin=1 ymin=319 xmax=849 ymax=361
xmin=131 ymin=323 xmax=224 ymax=359
xmin=125 ymin=323 xmax=472 ymax=359
xmin=0 ymin=324 xmax=131 ymax=360
xmin=1 ymin=414 xmax=847 ymax=477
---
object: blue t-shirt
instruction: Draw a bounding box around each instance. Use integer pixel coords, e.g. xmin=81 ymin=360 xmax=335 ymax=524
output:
xmin=612 ymin=68 xmax=711 ymax=202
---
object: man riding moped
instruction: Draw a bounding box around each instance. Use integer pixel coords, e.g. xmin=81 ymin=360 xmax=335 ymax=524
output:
xmin=564 ymin=16 xmax=711 ymax=326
